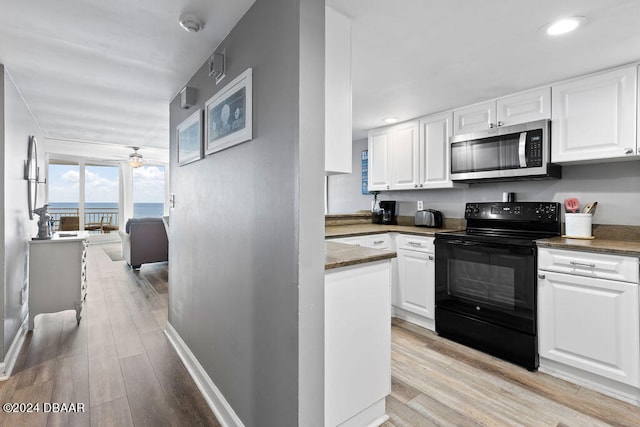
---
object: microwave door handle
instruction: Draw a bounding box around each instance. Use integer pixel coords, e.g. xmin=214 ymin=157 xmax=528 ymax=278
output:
xmin=518 ymin=132 xmax=527 ymax=167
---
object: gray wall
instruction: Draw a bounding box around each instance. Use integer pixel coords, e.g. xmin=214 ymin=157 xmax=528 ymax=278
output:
xmin=328 ymin=139 xmax=640 ymax=226
xmin=1 ymin=66 xmax=42 ymax=360
xmin=168 ymin=0 xmax=324 ymax=425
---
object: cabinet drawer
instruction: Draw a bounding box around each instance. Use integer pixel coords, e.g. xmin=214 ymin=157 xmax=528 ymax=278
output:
xmin=362 ymin=234 xmax=393 ymax=250
xmin=538 ymin=248 xmax=639 ymax=283
xmin=395 ymin=234 xmax=434 ymax=252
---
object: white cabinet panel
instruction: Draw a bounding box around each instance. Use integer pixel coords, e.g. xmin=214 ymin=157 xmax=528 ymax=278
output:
xmin=538 ymin=248 xmax=639 ymax=283
xmin=325 ymin=7 xmax=352 ymax=175
xmin=419 ymin=112 xmax=459 ymax=189
xmin=389 ymin=121 xmax=420 ymax=190
xmin=453 ymin=101 xmax=495 ymax=135
xmin=325 ymin=261 xmax=391 ymax=426
xmin=538 ymin=271 xmax=639 ymax=387
xmin=397 ymin=249 xmax=434 ymax=320
xmin=497 ymin=87 xmax=551 ymax=126
xmin=552 ymin=66 xmax=637 ymax=163
xmin=368 ymin=129 xmax=390 ymax=191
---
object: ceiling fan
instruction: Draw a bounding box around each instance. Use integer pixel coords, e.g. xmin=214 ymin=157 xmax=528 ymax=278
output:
xmin=127 ymin=147 xmax=144 ymax=168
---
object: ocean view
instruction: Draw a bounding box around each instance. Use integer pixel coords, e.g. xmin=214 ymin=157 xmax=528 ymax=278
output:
xmin=49 ymin=202 xmax=164 ymax=222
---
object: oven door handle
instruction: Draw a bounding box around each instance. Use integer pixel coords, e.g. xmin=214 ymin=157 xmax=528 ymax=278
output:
xmin=442 ymin=239 xmax=535 ymax=255
xmin=446 ymin=240 xmax=479 ymax=246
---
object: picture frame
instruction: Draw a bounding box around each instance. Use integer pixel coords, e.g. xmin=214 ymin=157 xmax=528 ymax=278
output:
xmin=177 ymin=110 xmax=203 ymax=166
xmin=205 ymin=68 xmax=253 ymax=155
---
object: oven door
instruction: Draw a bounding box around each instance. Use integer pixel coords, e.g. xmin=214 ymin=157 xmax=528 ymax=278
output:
xmin=435 ymin=237 xmax=536 ymax=334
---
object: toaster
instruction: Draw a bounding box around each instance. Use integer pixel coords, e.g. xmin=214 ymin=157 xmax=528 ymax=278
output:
xmin=414 ymin=209 xmax=443 ymax=228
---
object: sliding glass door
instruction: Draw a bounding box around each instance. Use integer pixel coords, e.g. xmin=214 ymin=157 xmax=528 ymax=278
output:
xmin=85 ymin=164 xmax=120 ymax=235
xmin=133 ymin=165 xmax=166 ymax=218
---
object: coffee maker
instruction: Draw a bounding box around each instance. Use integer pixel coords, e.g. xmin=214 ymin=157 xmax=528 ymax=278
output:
xmin=376 ymin=200 xmax=397 ymax=225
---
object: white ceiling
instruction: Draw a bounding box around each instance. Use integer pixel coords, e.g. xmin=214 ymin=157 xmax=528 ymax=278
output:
xmin=327 ymin=0 xmax=640 ymax=140
xmin=1 ymin=0 xmax=640 ymax=152
xmin=0 ymin=0 xmax=255 ymax=152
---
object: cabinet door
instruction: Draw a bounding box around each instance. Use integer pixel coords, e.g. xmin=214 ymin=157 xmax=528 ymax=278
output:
xmin=389 ymin=121 xmax=420 ymax=190
xmin=552 ymin=66 xmax=638 ymax=163
xmin=368 ymin=129 xmax=390 ymax=191
xmin=325 ymin=7 xmax=352 ymax=174
xmin=497 ymin=87 xmax=551 ymax=126
xmin=419 ymin=112 xmax=453 ymax=188
xmin=397 ymin=249 xmax=435 ymax=319
xmin=453 ymin=101 xmax=495 ymax=135
xmin=538 ymin=271 xmax=640 ymax=387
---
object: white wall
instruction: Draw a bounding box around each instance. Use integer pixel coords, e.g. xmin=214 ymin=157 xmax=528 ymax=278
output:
xmin=1 ymin=66 xmax=43 ymax=360
xmin=328 ymin=141 xmax=640 ymax=226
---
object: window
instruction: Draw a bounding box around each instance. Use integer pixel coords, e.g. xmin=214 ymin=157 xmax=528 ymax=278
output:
xmin=133 ymin=165 xmax=165 ymax=218
xmin=85 ymin=164 xmax=120 ymax=234
xmin=48 ymin=161 xmax=80 ymax=231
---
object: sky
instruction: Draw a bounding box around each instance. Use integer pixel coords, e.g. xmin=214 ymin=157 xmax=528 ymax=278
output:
xmin=48 ymin=164 xmax=165 ymax=203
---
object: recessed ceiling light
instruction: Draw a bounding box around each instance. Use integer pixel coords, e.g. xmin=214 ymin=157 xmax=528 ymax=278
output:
xmin=382 ymin=117 xmax=400 ymax=124
xmin=542 ymin=16 xmax=587 ymax=36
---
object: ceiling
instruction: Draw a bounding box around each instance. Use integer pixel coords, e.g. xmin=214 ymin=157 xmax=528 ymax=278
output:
xmin=327 ymin=0 xmax=640 ymax=140
xmin=0 ymin=0 xmax=255 ymax=152
xmin=1 ymin=0 xmax=639 ymax=153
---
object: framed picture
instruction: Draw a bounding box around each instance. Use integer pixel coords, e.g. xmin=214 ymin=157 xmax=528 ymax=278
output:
xmin=177 ymin=110 xmax=203 ymax=166
xmin=205 ymin=68 xmax=253 ymax=155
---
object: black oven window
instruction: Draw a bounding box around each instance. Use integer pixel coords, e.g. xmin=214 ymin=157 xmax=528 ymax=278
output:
xmin=448 ymin=259 xmax=516 ymax=309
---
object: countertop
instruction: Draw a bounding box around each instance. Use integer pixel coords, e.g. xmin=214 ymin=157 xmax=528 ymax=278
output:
xmin=536 ymin=236 xmax=640 ymax=257
xmin=325 ymin=223 xmax=461 ymax=239
xmin=325 ymin=241 xmax=396 ymax=270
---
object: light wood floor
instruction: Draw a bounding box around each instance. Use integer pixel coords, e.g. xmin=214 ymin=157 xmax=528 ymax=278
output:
xmin=0 ymin=243 xmax=219 ymax=427
xmin=2 ymin=244 xmax=639 ymax=426
xmin=385 ymin=319 xmax=640 ymax=427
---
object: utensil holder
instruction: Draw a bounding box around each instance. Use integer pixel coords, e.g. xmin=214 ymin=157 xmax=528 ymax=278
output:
xmin=564 ymin=213 xmax=592 ymax=238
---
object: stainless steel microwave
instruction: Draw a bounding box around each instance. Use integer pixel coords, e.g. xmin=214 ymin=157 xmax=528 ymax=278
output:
xmin=449 ymin=119 xmax=561 ymax=182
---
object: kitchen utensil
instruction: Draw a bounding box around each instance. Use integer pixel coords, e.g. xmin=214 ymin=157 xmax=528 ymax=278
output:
xmin=564 ymin=198 xmax=579 ymax=213
xmin=582 ymin=201 xmax=598 ymax=215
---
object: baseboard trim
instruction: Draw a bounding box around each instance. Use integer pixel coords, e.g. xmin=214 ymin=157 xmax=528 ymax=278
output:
xmin=0 ymin=319 xmax=28 ymax=381
xmin=165 ymin=322 xmax=244 ymax=427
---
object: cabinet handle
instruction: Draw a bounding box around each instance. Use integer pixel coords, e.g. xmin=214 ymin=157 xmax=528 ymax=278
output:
xmin=373 ymin=240 xmax=385 ymax=244
xmin=497 ymin=121 xmax=504 ymax=127
xmin=624 ymin=147 xmax=633 ymax=155
xmin=386 ymin=185 xmax=390 ymax=189
xmin=569 ymin=261 xmax=596 ymax=268
xmin=489 ymin=123 xmax=496 ymax=129
xmin=419 ymin=184 xmax=423 ymax=188
xmin=414 ymin=184 xmax=418 ymax=188
xmin=428 ymin=255 xmax=434 ymax=261
xmin=538 ymin=273 xmax=545 ymax=279
xmin=407 ymin=241 xmax=423 ymax=247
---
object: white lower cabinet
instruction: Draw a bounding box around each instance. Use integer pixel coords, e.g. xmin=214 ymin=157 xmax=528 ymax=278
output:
xmin=325 ymin=260 xmax=391 ymax=427
xmin=394 ymin=234 xmax=435 ymax=330
xmin=538 ymin=248 xmax=640 ymax=399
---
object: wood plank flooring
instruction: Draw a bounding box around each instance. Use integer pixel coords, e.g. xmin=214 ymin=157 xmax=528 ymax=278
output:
xmin=2 ymin=243 xmax=639 ymax=426
xmin=0 ymin=243 xmax=219 ymax=427
xmin=385 ymin=319 xmax=640 ymax=427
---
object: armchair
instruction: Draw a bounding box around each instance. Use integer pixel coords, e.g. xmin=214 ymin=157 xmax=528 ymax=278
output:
xmin=118 ymin=217 xmax=168 ymax=269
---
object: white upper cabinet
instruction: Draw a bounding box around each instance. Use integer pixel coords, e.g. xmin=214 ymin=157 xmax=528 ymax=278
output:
xmin=368 ymin=121 xmax=419 ymax=191
xmin=325 ymin=7 xmax=352 ymax=175
xmin=497 ymin=87 xmax=551 ymax=126
xmin=418 ymin=112 xmax=461 ymax=189
xmin=389 ymin=121 xmax=420 ymax=190
xmin=453 ymin=101 xmax=495 ymax=135
xmin=368 ymin=129 xmax=391 ymax=191
xmin=552 ymin=66 xmax=638 ymax=163
xmin=453 ymin=87 xmax=551 ymax=135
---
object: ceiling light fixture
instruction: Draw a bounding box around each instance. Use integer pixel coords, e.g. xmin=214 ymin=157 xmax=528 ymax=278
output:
xmin=543 ymin=16 xmax=587 ymax=36
xmin=128 ymin=147 xmax=144 ymax=168
xmin=179 ymin=15 xmax=204 ymax=33
xmin=382 ymin=117 xmax=400 ymax=124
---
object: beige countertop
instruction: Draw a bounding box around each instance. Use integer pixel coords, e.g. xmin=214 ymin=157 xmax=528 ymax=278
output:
xmin=325 ymin=241 xmax=396 ymax=270
xmin=536 ymin=236 xmax=640 ymax=257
